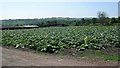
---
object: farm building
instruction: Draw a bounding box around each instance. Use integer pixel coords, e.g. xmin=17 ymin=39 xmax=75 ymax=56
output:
xmin=0 ymin=25 xmax=39 ymax=30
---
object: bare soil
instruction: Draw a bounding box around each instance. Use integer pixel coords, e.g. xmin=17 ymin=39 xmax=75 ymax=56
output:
xmin=1 ymin=46 xmax=119 ymax=66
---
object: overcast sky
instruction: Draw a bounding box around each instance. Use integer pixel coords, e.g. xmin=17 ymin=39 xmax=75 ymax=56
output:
xmin=0 ymin=1 xmax=119 ymax=19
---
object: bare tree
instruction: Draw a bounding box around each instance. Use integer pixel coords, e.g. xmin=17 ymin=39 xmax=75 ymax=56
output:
xmin=97 ymin=11 xmax=109 ymax=25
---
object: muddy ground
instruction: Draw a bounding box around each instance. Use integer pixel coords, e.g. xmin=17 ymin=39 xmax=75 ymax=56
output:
xmin=1 ymin=46 xmax=119 ymax=66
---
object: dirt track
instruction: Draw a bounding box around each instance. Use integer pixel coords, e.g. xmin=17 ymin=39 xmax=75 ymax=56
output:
xmin=1 ymin=46 xmax=118 ymax=66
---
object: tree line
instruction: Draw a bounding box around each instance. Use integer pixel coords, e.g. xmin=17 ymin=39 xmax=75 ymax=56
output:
xmin=1 ymin=11 xmax=120 ymax=26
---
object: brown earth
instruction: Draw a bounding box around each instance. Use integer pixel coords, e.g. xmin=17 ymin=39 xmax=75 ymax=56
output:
xmin=1 ymin=46 xmax=119 ymax=66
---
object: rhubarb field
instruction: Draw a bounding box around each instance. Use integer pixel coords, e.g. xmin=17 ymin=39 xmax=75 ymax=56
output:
xmin=2 ymin=26 xmax=119 ymax=53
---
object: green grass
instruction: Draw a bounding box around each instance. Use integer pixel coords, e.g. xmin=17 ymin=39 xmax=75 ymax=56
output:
xmin=94 ymin=50 xmax=119 ymax=61
xmin=75 ymin=49 xmax=119 ymax=61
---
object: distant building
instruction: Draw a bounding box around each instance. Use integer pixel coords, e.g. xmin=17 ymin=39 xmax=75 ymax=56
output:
xmin=22 ymin=25 xmax=39 ymax=28
xmin=0 ymin=25 xmax=39 ymax=30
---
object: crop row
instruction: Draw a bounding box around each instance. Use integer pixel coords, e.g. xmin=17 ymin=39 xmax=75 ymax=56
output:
xmin=2 ymin=26 xmax=119 ymax=53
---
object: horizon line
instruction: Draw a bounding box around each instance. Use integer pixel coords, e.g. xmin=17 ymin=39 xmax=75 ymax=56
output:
xmin=0 ymin=16 xmax=118 ymax=20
